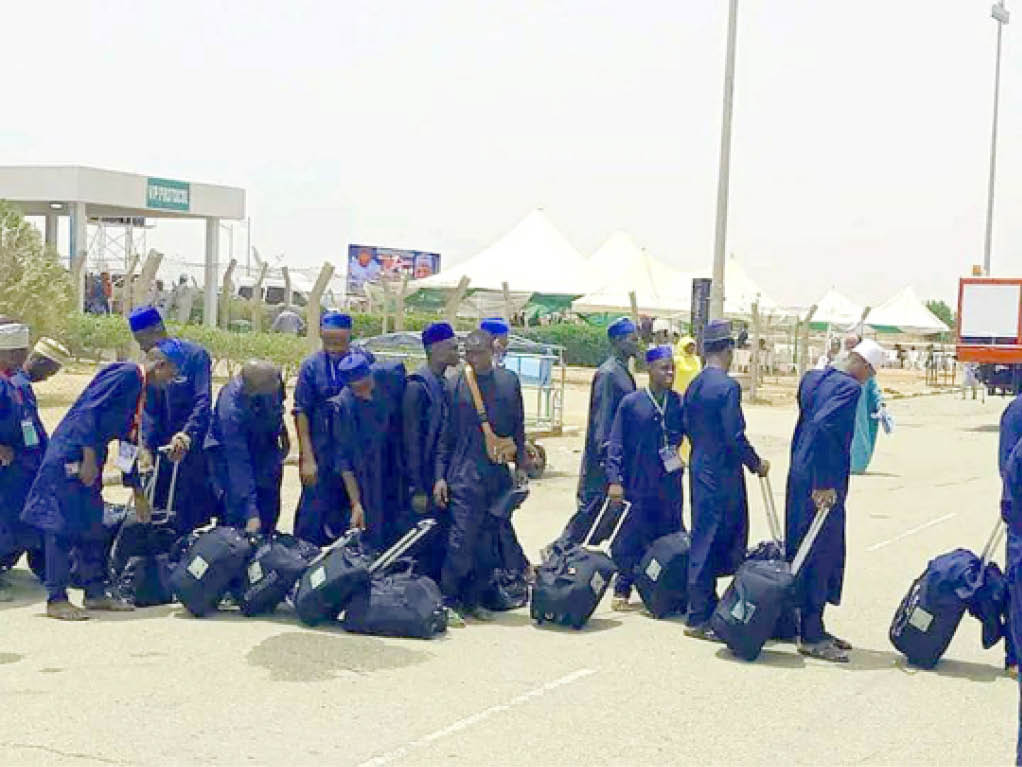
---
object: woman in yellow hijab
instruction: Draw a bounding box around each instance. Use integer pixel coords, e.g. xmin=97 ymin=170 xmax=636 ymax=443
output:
xmin=674 ymin=335 xmax=701 ymax=461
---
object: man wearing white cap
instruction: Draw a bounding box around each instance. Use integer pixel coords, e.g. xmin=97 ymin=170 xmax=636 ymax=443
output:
xmin=0 ymin=338 xmax=72 ymax=590
xmin=0 ymin=324 xmax=33 ymax=597
xmin=785 ymin=337 xmax=885 ymax=662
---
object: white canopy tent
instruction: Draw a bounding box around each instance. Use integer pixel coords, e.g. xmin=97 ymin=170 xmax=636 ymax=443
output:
xmin=864 ymin=285 xmax=950 ymax=335
xmin=408 ymin=208 xmax=593 ymax=296
xmin=674 ymin=255 xmax=782 ymax=319
xmin=572 ymin=231 xmax=692 ymax=316
xmin=806 ymin=288 xmax=867 ymax=327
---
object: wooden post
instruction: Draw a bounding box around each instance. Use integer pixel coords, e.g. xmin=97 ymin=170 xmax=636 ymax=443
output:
xmin=306 ymin=262 xmax=336 ymax=350
xmin=281 ymin=265 xmax=293 ymax=309
xmin=395 ymin=273 xmax=410 ymax=331
xmin=799 ymin=304 xmax=817 ymax=378
xmin=381 ymin=279 xmax=392 ymax=334
xmin=131 ymin=249 xmax=164 ymax=309
xmin=219 ymin=259 xmax=238 ymax=329
xmin=444 ymin=276 xmax=471 ymax=325
xmin=501 ymin=281 xmax=512 ymax=324
xmin=248 ymin=260 xmax=269 ymax=333
xmin=629 ymin=291 xmax=640 ymax=374
xmin=118 ymin=253 xmax=140 ymax=317
xmin=750 ymin=300 xmax=761 ymax=401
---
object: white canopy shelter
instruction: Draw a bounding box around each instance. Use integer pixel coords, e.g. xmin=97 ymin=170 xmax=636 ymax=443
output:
xmin=864 ymin=285 xmax=950 ymax=335
xmin=807 ymin=288 xmax=866 ymax=327
xmin=409 ymin=208 xmax=592 ymax=296
xmin=572 ymin=231 xmax=692 ymax=316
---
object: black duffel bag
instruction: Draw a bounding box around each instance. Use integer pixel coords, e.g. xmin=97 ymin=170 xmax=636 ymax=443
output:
xmin=170 ymin=526 xmax=254 ymax=617
xmin=342 ymin=560 xmax=447 ymax=639
xmin=117 ymin=554 xmax=175 ymax=607
xmin=294 ymin=530 xmax=373 ymax=626
xmin=634 ymin=531 xmax=691 ymax=618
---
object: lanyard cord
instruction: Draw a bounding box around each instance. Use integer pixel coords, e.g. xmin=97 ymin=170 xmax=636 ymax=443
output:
xmin=645 ymin=387 xmax=670 ymax=448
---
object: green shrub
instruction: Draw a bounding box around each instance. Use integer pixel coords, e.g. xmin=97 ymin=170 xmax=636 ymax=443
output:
xmin=520 ymin=324 xmax=609 ymax=367
xmin=0 ymin=201 xmax=74 ymax=340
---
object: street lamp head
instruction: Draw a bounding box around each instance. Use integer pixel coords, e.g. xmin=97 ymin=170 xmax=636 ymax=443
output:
xmin=992 ymin=3 xmax=1010 ymax=24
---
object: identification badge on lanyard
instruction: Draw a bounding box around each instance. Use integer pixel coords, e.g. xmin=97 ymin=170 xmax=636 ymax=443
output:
xmin=21 ymin=418 xmax=40 ymax=448
xmin=660 ymin=446 xmax=683 ymax=474
xmin=115 ymin=441 xmax=140 ymax=473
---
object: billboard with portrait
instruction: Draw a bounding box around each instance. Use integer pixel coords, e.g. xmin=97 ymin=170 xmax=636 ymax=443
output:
xmin=346 ymin=244 xmax=441 ymax=296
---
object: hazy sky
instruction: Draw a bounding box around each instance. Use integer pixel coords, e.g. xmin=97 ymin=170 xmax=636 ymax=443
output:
xmin=3 ymin=1 xmax=1020 ymax=307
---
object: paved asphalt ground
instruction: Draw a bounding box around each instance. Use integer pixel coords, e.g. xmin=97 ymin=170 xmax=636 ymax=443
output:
xmin=1 ymin=387 xmax=1018 ymax=766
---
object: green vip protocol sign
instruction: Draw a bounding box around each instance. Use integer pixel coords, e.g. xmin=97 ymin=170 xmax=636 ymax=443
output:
xmin=146 ymin=177 xmax=190 ymax=211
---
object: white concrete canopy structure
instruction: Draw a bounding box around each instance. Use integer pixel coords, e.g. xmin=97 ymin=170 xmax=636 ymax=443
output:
xmin=0 ymin=165 xmax=245 ymax=326
xmin=409 ymin=208 xmax=593 ymax=295
xmin=573 ymin=231 xmax=692 ymax=316
xmin=864 ymin=285 xmax=950 ymax=335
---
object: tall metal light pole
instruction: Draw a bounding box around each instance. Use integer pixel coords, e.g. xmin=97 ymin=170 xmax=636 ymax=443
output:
xmin=710 ymin=0 xmax=739 ymax=320
xmin=983 ymin=1 xmax=1010 ymax=276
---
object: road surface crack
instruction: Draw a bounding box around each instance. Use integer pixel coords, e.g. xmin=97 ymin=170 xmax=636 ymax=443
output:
xmin=0 ymin=741 xmax=125 ymax=765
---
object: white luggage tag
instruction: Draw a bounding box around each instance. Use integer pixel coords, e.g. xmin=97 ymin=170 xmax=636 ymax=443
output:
xmin=660 ymin=446 xmax=683 ymax=474
xmin=115 ymin=441 xmax=140 ymax=473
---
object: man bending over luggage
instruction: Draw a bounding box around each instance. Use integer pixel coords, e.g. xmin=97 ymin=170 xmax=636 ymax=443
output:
xmin=21 ymin=342 xmax=183 ymax=620
xmin=403 ymin=322 xmax=460 ymax=580
xmin=555 ymin=317 xmax=638 ymax=550
xmin=332 ymin=353 xmax=402 ymax=550
xmin=785 ymin=338 xmax=885 ymax=662
xmin=435 ymin=330 xmax=528 ymax=625
xmin=129 ymin=305 xmax=215 ymax=534
xmin=205 ymin=360 xmax=289 ymax=534
xmin=606 ymin=345 xmax=685 ymax=612
xmin=293 ymin=311 xmax=375 ymax=545
xmin=684 ymin=320 xmax=769 ymax=640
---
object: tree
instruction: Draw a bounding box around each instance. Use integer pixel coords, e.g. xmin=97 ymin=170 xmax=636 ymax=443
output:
xmin=926 ymin=299 xmax=955 ymax=330
xmin=0 ymin=201 xmax=74 ymax=340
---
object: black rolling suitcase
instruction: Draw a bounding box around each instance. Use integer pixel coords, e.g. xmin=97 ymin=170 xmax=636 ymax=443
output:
xmin=110 ymin=450 xmax=180 ymax=578
xmin=342 ymin=519 xmax=446 ymax=638
xmin=238 ymin=533 xmax=320 ymax=617
xmin=118 ymin=554 xmax=174 ymax=607
xmin=710 ymin=496 xmax=832 ymax=661
xmin=531 ymin=499 xmax=632 ymax=629
xmin=889 ymin=518 xmax=1004 ymax=669
xmin=294 ymin=530 xmax=375 ymax=626
xmin=634 ymin=531 xmax=691 ymax=618
xmin=742 ymin=475 xmax=798 ymax=640
xmin=170 ymin=526 xmax=254 ymax=617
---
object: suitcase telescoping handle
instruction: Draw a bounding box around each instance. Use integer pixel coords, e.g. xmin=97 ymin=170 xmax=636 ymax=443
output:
xmin=758 ymin=474 xmax=783 ymax=557
xmin=154 ymin=446 xmax=180 ymax=516
xmin=369 ymin=519 xmax=438 ymax=575
xmin=790 ymin=495 xmax=834 ymax=577
xmin=584 ymin=498 xmax=633 ymax=549
xmin=980 ymin=517 xmax=1006 ymax=567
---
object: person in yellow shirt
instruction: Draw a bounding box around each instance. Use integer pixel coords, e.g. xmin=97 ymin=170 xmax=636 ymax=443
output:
xmin=674 ymin=335 xmax=702 ymax=461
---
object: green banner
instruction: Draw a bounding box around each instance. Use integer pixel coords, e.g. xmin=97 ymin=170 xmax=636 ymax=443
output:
xmin=146 ymin=177 xmax=190 ymax=211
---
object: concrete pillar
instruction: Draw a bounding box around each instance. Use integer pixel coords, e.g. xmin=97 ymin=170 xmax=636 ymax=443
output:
xmin=70 ymin=202 xmax=88 ymax=312
xmin=204 ymin=217 xmax=220 ymax=327
xmin=44 ymin=214 xmax=58 ymax=250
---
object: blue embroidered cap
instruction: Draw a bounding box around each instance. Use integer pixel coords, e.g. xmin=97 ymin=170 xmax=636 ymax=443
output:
xmin=422 ymin=322 xmax=455 ymax=348
xmin=645 ymin=345 xmax=673 ymax=364
xmin=128 ymin=305 xmax=163 ymax=333
xmin=321 ymin=311 xmax=353 ymax=330
xmin=337 ymin=353 xmax=371 ymax=385
xmin=479 ymin=317 xmax=510 ymax=336
xmin=154 ymin=337 xmax=187 ymax=370
xmin=607 ymin=317 xmax=636 ymax=339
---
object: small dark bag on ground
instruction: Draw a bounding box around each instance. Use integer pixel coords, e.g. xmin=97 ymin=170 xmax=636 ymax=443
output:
xmin=531 ymin=499 xmax=631 ymax=630
xmin=170 ymin=526 xmax=254 ymax=617
xmin=294 ymin=530 xmax=374 ymax=626
xmin=740 ymin=475 xmax=798 ymax=640
xmin=117 ymin=554 xmax=174 ymax=606
xmin=238 ymin=533 xmax=320 ymax=617
xmin=634 ymin=531 xmax=691 ymax=618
